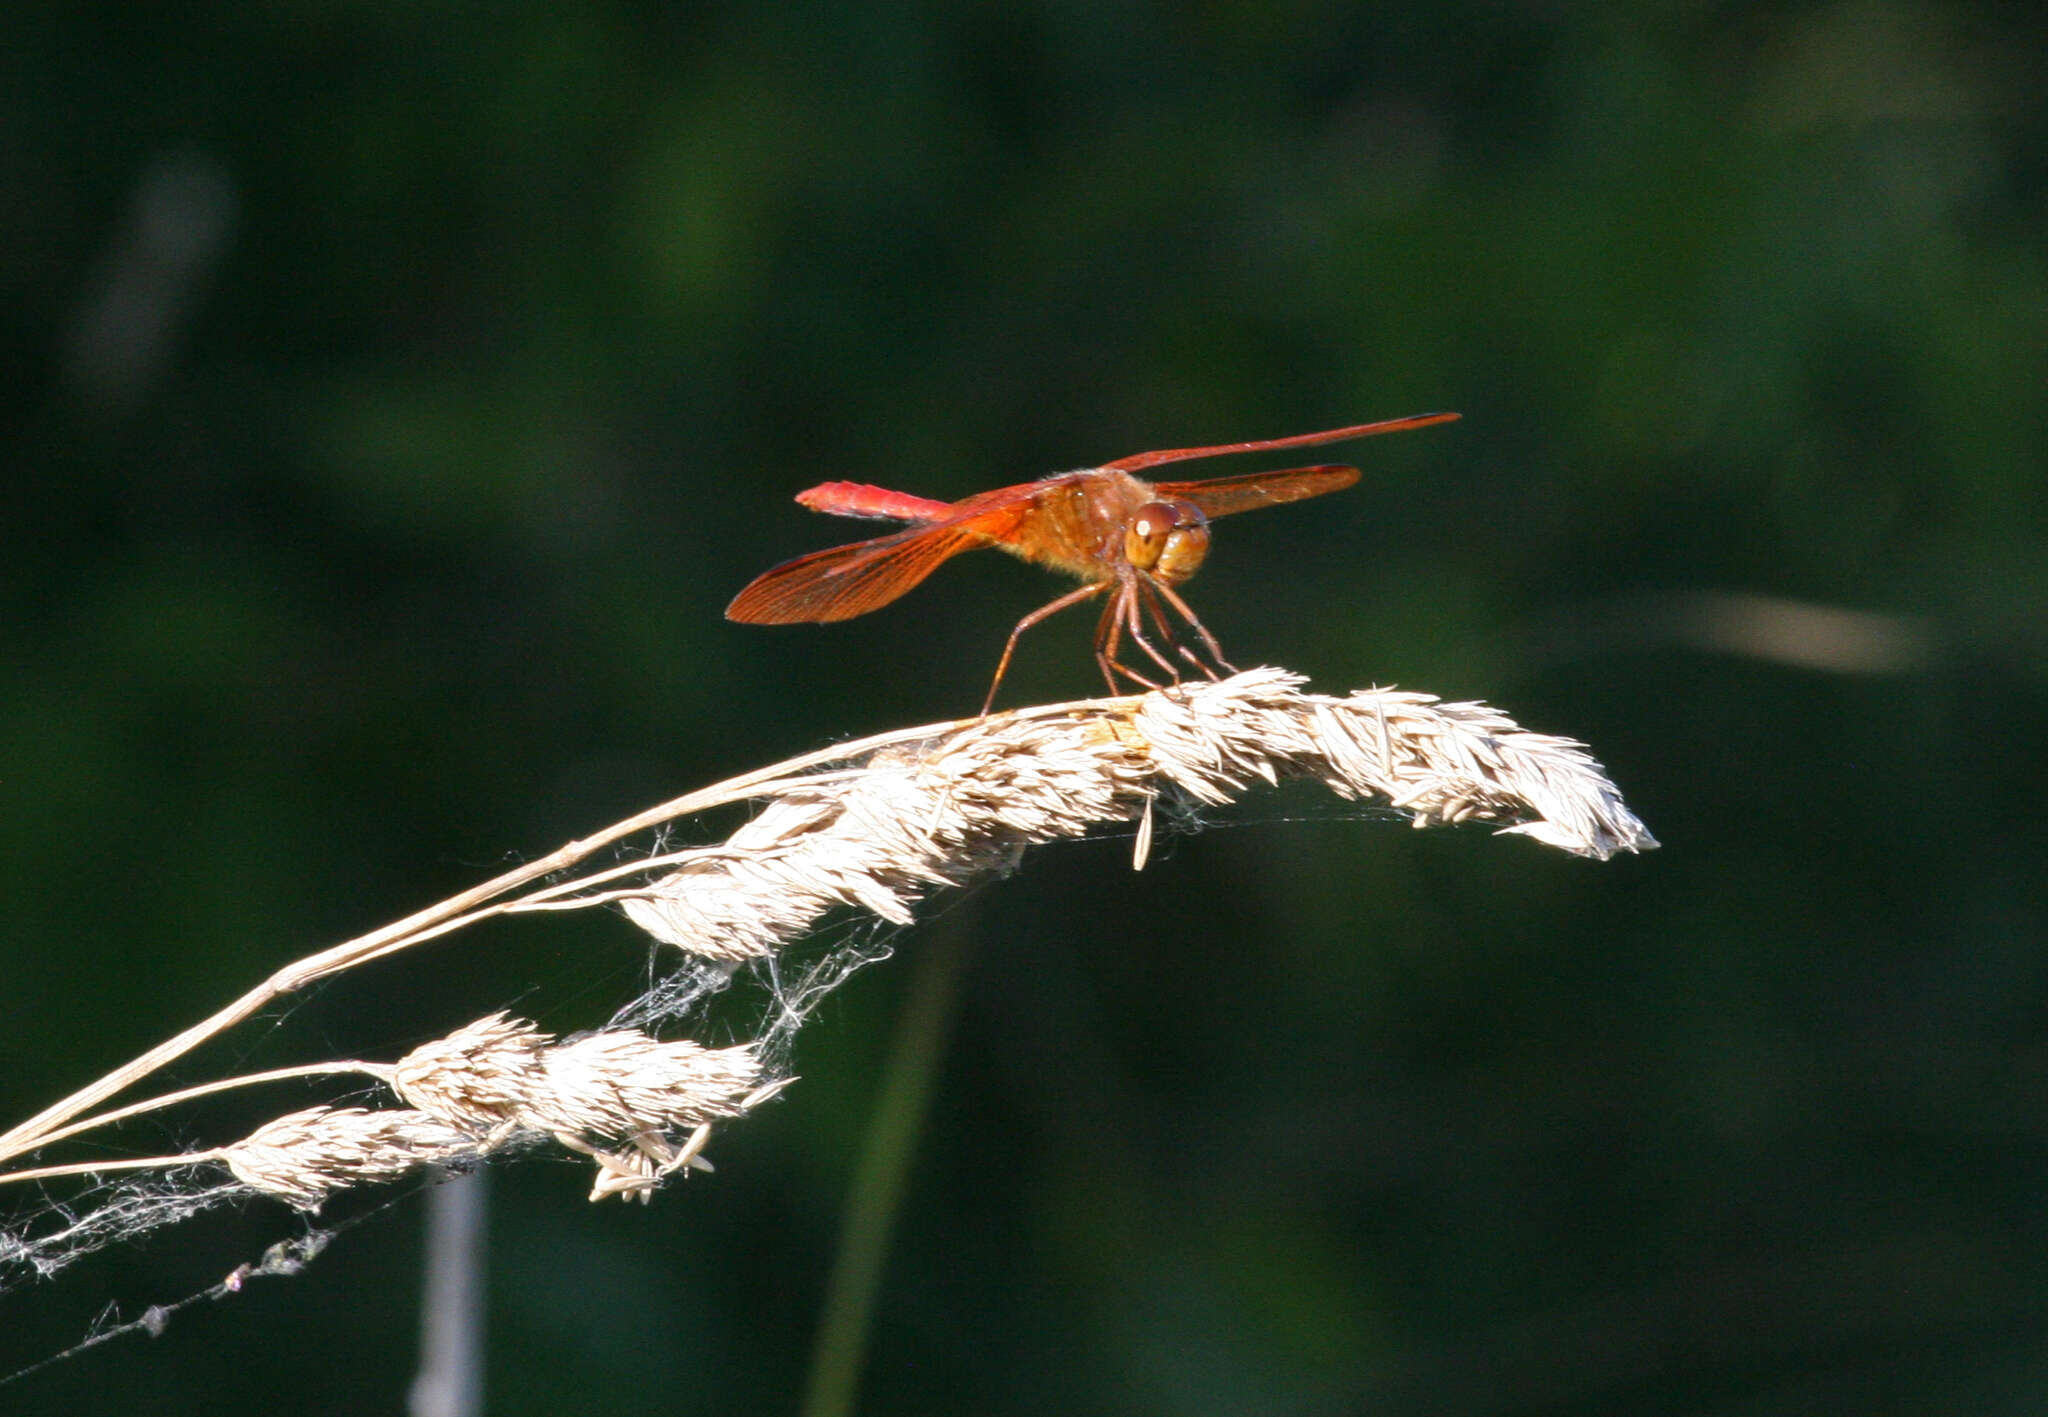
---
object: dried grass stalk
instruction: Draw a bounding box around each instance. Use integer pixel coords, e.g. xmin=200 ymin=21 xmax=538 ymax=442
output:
xmin=212 ymin=1015 xmax=781 ymax=1208
xmin=0 ymin=670 xmax=1652 ymax=1265
xmin=614 ymin=668 xmax=1653 ymax=960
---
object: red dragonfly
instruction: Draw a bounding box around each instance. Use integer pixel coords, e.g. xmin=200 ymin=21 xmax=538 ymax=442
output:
xmin=727 ymin=412 xmax=1460 ymax=713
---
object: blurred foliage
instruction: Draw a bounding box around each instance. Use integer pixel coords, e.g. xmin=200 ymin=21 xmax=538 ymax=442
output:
xmin=1 ymin=1 xmax=2044 ymax=1413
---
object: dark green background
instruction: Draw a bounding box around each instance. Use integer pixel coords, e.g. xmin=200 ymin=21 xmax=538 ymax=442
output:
xmin=4 ymin=3 xmax=2044 ymax=1413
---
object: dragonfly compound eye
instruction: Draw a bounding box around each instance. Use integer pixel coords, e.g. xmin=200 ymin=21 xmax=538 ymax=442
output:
xmin=1125 ymin=500 xmax=1209 ymax=583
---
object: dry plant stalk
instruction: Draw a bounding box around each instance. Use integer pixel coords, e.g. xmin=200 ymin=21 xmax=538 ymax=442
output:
xmin=0 ymin=670 xmax=1652 ymax=1280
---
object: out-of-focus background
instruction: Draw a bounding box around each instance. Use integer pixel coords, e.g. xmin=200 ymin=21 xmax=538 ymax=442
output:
xmin=3 ymin=4 xmax=2043 ymax=1413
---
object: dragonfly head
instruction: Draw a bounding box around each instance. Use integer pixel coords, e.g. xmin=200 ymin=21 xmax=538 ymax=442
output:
xmin=1124 ymin=499 xmax=1210 ymax=585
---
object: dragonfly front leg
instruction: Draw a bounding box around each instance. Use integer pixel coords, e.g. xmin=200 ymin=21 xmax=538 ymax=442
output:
xmin=1135 ymin=579 xmax=1216 ymax=679
xmin=1121 ymin=577 xmax=1186 ymax=684
xmin=1094 ymin=582 xmax=1165 ymax=696
xmin=1149 ymin=578 xmax=1235 ymax=677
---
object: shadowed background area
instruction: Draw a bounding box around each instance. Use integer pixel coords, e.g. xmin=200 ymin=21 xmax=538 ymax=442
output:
xmin=2 ymin=2 xmax=2044 ymax=1413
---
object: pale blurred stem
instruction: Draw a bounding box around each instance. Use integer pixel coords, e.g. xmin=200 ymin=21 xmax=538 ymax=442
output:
xmin=801 ymin=910 xmax=976 ymax=1417
xmin=408 ymin=1168 xmax=488 ymax=1417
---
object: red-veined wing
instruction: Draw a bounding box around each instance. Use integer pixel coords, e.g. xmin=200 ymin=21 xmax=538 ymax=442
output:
xmin=725 ymin=525 xmax=982 ymax=623
xmin=1153 ymin=464 xmax=1361 ymax=520
xmin=726 ymin=495 xmax=1035 ymax=624
xmin=1103 ymin=411 xmax=1459 ymax=474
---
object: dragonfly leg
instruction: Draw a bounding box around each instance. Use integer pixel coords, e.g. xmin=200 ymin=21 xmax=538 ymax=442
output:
xmin=984 ymin=581 xmax=1106 ymax=715
xmin=1121 ymin=578 xmax=1186 ymax=683
xmin=1150 ymin=579 xmax=1236 ymax=676
xmin=1135 ymin=580 xmax=1214 ymax=679
xmin=1095 ymin=583 xmax=1164 ymax=695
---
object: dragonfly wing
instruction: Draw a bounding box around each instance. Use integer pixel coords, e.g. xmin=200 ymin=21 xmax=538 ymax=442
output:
xmin=726 ymin=523 xmax=990 ymax=623
xmin=1153 ymin=464 xmax=1361 ymax=520
xmin=1103 ymin=411 xmax=1459 ymax=473
xmin=726 ymin=489 xmax=1041 ymax=624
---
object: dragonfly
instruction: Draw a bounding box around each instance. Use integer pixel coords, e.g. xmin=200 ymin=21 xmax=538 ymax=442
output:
xmin=726 ymin=411 xmax=1460 ymax=714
